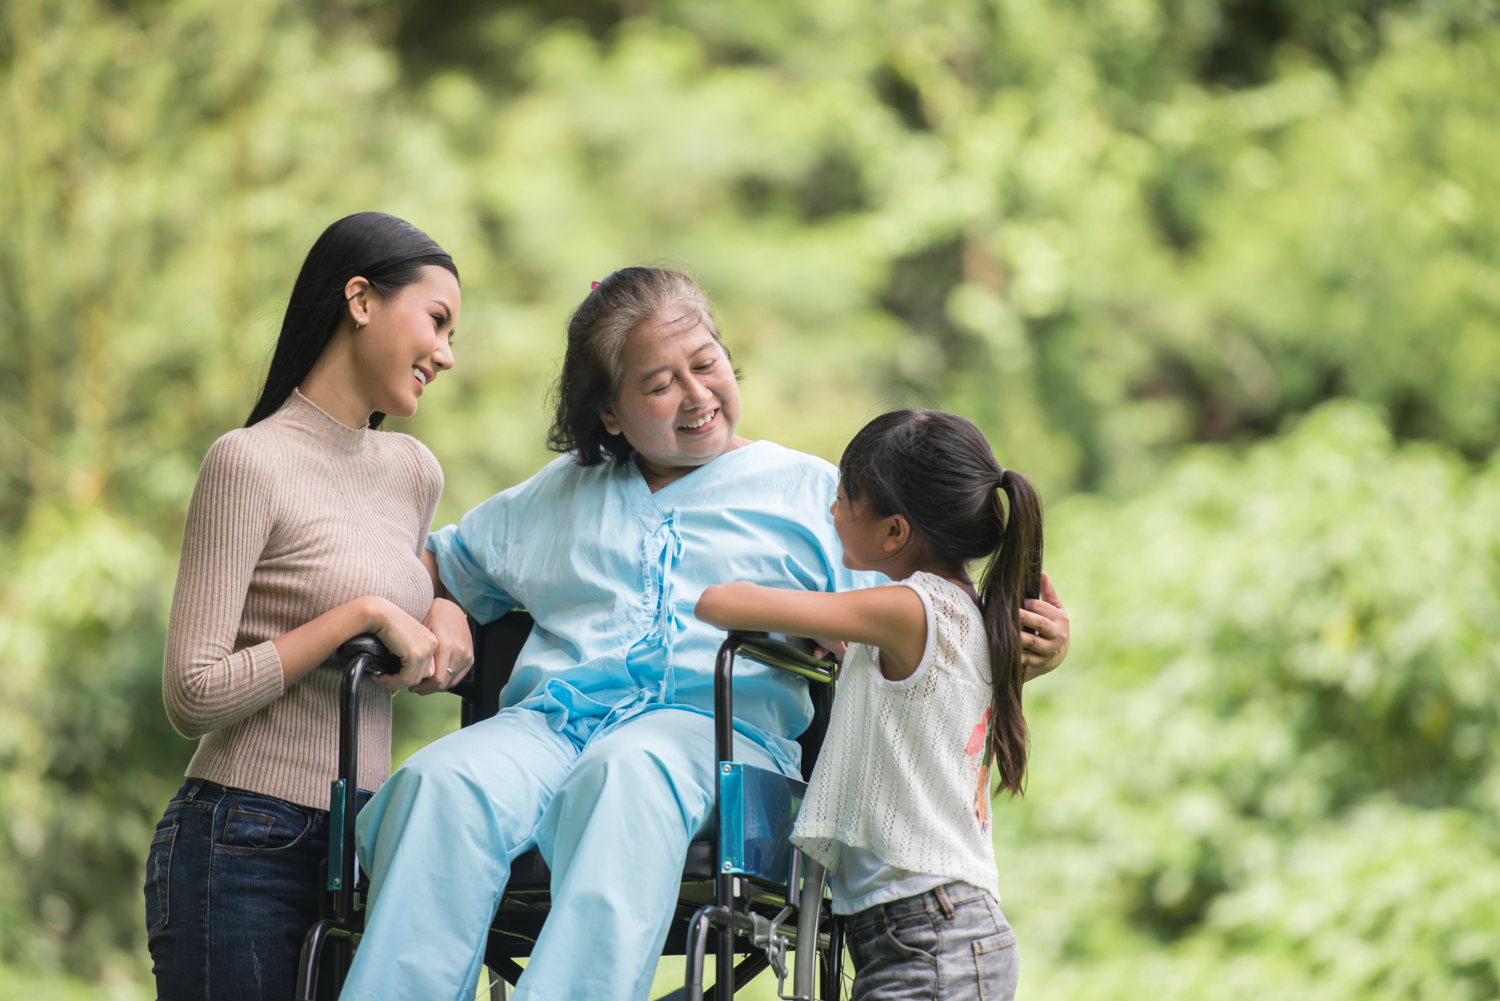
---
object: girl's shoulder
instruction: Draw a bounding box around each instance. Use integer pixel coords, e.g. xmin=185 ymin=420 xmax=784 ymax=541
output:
xmin=897 ymin=571 xmax=982 ymax=619
xmin=892 ymin=571 xmax=991 ymax=684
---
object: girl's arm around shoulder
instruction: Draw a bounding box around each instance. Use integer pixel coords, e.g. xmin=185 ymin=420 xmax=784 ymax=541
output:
xmin=695 ymin=582 xmax=927 ymax=681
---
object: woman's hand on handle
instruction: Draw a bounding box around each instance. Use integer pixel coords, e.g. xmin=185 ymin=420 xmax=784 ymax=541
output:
xmin=269 ymin=595 xmax=434 ymax=691
xmin=364 ymin=597 xmax=439 ymax=692
xmin=409 ymin=598 xmax=474 ymax=696
xmin=1020 ymin=572 xmax=1070 ymax=681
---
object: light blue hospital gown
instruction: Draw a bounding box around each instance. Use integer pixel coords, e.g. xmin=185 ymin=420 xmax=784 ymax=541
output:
xmin=342 ymin=441 xmax=877 ymax=1001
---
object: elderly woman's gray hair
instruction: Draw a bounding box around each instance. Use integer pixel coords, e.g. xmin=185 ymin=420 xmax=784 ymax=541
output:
xmin=548 ymin=267 xmax=730 ymax=466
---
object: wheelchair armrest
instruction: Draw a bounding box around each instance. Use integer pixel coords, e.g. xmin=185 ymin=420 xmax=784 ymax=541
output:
xmin=334 ymin=634 xmax=400 ymax=675
xmin=728 ymin=632 xmax=837 ymax=684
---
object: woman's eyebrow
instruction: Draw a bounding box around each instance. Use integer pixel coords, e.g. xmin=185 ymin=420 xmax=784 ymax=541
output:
xmin=637 ymin=363 xmax=672 ymax=386
xmin=430 ymin=298 xmax=453 ymax=321
xmin=635 ymin=339 xmax=718 ymax=386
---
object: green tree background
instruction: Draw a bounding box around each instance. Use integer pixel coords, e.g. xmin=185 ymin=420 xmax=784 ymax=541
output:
xmin=2 ymin=0 xmax=1498 ymax=996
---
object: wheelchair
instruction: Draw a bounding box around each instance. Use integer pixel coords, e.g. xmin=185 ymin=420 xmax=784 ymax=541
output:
xmin=296 ymin=611 xmax=848 ymax=1000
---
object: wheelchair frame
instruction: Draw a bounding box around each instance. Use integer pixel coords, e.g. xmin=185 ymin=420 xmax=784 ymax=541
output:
xmin=296 ymin=613 xmax=846 ymax=1001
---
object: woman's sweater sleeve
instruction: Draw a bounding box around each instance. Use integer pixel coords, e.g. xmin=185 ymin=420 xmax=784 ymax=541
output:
xmin=162 ymin=433 xmax=286 ymax=738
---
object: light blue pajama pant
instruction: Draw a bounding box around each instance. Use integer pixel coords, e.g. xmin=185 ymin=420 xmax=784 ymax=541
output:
xmin=339 ymin=704 xmax=788 ymax=1001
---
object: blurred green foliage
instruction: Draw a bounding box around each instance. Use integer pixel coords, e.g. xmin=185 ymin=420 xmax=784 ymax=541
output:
xmin=2 ymin=0 xmax=1497 ymax=995
xmin=1007 ymin=403 xmax=1500 ymax=999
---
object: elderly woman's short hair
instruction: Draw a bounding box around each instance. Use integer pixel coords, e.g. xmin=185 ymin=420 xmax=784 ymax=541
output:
xmin=548 ymin=267 xmax=729 ymax=466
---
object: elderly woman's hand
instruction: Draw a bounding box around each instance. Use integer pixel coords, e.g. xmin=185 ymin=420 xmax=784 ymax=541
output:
xmin=1021 ymin=573 xmax=1069 ymax=681
xmin=410 ymin=598 xmax=475 ymax=696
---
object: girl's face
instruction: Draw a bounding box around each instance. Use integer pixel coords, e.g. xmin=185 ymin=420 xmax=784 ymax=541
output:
xmin=350 ymin=265 xmax=460 ymax=419
xmin=601 ymin=305 xmax=742 ymax=476
xmin=831 ymin=483 xmax=912 ymax=573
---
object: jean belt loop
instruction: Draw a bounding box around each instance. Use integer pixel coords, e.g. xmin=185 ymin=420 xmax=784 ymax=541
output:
xmin=934 ymin=882 xmax=956 ymax=920
xmin=183 ymin=779 xmax=202 ymax=803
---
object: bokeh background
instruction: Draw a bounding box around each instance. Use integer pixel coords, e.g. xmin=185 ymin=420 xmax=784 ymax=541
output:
xmin=4 ymin=0 xmax=1500 ymax=997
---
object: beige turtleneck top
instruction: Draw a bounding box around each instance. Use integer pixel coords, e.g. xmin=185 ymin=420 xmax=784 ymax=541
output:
xmin=162 ymin=389 xmax=443 ymax=809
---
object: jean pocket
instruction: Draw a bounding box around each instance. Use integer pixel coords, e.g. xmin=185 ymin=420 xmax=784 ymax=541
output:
xmin=217 ymin=792 xmax=313 ymax=853
xmin=883 ymin=909 xmax=939 ymax=966
xmin=145 ymin=820 xmax=177 ymax=941
xmin=972 ymin=929 xmax=1018 ymax=1001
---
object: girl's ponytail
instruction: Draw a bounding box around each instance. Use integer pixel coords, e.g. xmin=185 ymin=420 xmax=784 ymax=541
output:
xmin=977 ymin=468 xmax=1043 ymax=796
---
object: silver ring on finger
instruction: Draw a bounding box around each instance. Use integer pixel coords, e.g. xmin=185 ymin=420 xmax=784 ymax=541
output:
xmin=446 ymin=668 xmax=456 ymax=676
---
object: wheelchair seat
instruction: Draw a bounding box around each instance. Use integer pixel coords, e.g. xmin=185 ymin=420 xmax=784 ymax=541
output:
xmin=503 ymin=840 xmax=720 ymax=893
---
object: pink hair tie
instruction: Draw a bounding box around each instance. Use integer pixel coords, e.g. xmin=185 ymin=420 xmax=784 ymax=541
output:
xmin=590 ymin=281 xmax=601 ymax=290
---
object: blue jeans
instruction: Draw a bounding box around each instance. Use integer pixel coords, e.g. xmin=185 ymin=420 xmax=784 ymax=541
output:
xmin=844 ymin=881 xmax=1019 ymax=1001
xmin=144 ymin=779 xmax=368 ymax=1001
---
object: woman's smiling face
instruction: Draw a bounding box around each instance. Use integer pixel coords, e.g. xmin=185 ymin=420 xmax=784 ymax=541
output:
xmin=350 ymin=264 xmax=460 ymax=420
xmin=600 ymin=304 xmax=742 ymax=480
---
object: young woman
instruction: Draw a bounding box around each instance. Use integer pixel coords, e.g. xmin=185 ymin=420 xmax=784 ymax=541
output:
xmin=145 ymin=212 xmax=473 ymax=1001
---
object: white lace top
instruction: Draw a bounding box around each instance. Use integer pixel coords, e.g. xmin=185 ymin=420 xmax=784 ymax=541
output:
xmin=792 ymin=571 xmax=1001 ymax=904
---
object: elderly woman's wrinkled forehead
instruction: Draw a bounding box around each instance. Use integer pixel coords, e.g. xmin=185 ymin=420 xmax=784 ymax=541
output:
xmin=637 ymin=303 xmax=710 ymax=342
xmin=611 ymin=303 xmax=719 ymax=377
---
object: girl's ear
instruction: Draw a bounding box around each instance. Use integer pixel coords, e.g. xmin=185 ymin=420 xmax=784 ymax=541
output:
xmin=599 ymin=406 xmax=622 ymax=435
xmin=882 ymin=513 xmax=911 ymax=553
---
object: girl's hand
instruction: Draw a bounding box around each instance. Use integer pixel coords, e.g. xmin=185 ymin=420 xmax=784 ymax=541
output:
xmin=1020 ymin=573 xmax=1070 ymax=680
xmin=812 ymin=638 xmax=848 ymax=662
xmin=410 ymin=598 xmax=474 ymax=696
xmin=365 ymin=597 xmax=439 ymax=692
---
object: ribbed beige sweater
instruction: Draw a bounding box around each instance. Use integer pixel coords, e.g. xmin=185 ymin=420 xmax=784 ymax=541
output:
xmin=163 ymin=389 xmax=442 ymax=810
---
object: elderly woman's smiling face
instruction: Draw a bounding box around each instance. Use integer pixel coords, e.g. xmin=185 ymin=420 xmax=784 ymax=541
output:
xmin=600 ymin=304 xmax=743 ymax=487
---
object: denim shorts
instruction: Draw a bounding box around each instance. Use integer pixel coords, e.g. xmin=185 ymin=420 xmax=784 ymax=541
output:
xmin=144 ymin=778 xmax=368 ymax=1001
xmin=844 ymin=881 xmax=1019 ymax=1001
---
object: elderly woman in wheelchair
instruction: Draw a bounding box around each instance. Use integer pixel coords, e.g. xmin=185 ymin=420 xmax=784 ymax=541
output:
xmin=337 ymin=268 xmax=1069 ymax=1001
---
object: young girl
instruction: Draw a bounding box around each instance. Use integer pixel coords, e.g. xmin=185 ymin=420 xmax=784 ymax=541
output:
xmin=696 ymin=409 xmax=1059 ymax=1001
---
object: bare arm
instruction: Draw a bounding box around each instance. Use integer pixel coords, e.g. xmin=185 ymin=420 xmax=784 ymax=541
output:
xmin=696 ymin=583 xmax=928 ymax=681
xmin=421 ymin=548 xmax=453 ymax=601
xmin=699 ymin=574 xmax=1072 ymax=686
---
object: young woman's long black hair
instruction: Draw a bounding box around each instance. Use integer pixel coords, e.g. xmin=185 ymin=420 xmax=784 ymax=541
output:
xmin=246 ymin=212 xmax=458 ymax=429
xmin=839 ymin=410 xmax=1043 ymax=796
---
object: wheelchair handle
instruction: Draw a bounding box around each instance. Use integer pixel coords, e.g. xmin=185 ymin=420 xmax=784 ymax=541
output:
xmin=335 ymin=634 xmax=401 ymax=675
xmin=727 ymin=632 xmax=837 ymax=684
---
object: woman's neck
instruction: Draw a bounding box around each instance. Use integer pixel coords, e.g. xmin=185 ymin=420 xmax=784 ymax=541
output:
xmin=877 ymin=552 xmax=978 ymax=602
xmin=634 ymin=436 xmax=752 ymax=493
xmin=298 ymin=334 xmax=375 ymax=430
